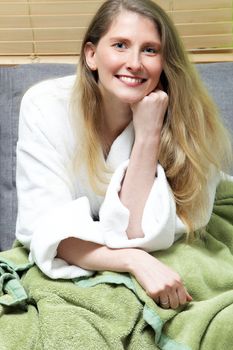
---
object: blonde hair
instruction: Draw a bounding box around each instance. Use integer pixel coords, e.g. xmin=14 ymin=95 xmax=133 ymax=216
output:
xmin=71 ymin=0 xmax=232 ymax=234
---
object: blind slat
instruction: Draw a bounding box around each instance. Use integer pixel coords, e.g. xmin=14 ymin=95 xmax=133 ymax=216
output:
xmin=0 ymin=0 xmax=25 ymax=2
xmin=183 ymin=34 xmax=233 ymax=50
xmin=0 ymin=4 xmax=28 ymax=15
xmin=0 ymin=16 xmax=30 ymax=28
xmin=0 ymin=28 xmax=33 ymax=40
xmin=36 ymin=40 xmax=82 ymax=54
xmin=173 ymin=0 xmax=232 ymax=10
xmin=0 ymin=40 xmax=81 ymax=54
xmin=171 ymin=8 xmax=232 ymax=24
xmin=177 ymin=22 xmax=232 ymax=36
xmin=0 ymin=41 xmax=33 ymax=54
xmin=30 ymin=2 xmax=102 ymax=15
xmin=34 ymin=28 xmax=86 ymax=41
xmin=0 ymin=15 xmax=92 ymax=28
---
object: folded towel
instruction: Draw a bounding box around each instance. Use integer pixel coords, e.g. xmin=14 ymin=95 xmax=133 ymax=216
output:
xmin=0 ymin=180 xmax=232 ymax=350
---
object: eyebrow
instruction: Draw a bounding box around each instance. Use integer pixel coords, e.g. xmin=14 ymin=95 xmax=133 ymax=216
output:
xmin=109 ymin=37 xmax=161 ymax=47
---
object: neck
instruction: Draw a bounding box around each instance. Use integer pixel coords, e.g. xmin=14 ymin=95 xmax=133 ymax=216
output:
xmin=100 ymin=93 xmax=132 ymax=153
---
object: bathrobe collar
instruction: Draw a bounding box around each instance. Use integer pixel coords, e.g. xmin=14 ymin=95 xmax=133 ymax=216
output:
xmin=106 ymin=122 xmax=134 ymax=170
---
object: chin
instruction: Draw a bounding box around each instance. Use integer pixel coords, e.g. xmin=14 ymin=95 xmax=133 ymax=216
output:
xmin=118 ymin=94 xmax=145 ymax=105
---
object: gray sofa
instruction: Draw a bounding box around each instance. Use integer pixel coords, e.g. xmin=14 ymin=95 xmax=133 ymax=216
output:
xmin=0 ymin=62 xmax=232 ymax=251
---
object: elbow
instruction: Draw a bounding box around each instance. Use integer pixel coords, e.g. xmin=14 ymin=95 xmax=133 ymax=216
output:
xmin=56 ymin=237 xmax=79 ymax=265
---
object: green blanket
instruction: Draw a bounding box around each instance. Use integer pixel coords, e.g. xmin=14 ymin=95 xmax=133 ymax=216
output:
xmin=0 ymin=180 xmax=233 ymax=350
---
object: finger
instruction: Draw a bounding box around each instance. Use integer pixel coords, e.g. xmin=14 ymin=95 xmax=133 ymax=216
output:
xmin=184 ymin=287 xmax=193 ymax=302
xmin=159 ymin=294 xmax=170 ymax=309
xmin=168 ymin=290 xmax=180 ymax=309
xmin=186 ymin=293 xmax=193 ymax=302
xmin=177 ymin=287 xmax=188 ymax=306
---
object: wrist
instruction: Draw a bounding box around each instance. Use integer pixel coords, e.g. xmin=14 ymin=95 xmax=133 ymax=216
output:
xmin=125 ymin=248 xmax=148 ymax=275
xmin=131 ymin=137 xmax=159 ymax=169
xmin=134 ymin=132 xmax=160 ymax=148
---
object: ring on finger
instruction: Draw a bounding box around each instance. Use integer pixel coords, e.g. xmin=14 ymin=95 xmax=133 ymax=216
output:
xmin=160 ymin=299 xmax=170 ymax=308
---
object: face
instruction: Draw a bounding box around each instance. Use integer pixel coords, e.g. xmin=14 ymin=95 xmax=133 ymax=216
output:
xmin=85 ymin=10 xmax=163 ymax=105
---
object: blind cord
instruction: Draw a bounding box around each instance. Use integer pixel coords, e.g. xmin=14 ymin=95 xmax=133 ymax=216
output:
xmin=27 ymin=0 xmax=37 ymax=60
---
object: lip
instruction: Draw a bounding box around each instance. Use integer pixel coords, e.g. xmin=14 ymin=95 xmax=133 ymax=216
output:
xmin=115 ymin=74 xmax=147 ymax=87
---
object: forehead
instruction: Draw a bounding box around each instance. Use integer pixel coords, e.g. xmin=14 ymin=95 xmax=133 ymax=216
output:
xmin=102 ymin=10 xmax=160 ymax=42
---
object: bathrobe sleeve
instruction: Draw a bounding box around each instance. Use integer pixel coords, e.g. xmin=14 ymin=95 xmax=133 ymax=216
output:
xmin=99 ymin=160 xmax=179 ymax=251
xmin=16 ymin=78 xmax=106 ymax=279
xmin=99 ymin=159 xmax=221 ymax=252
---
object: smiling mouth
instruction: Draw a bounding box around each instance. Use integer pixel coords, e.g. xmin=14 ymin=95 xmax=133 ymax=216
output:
xmin=115 ymin=75 xmax=147 ymax=85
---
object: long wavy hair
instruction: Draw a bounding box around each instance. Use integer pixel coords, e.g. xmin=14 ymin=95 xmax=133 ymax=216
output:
xmin=71 ymin=0 xmax=232 ymax=234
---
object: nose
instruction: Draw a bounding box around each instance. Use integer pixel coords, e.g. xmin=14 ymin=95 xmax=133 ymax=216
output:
xmin=126 ymin=50 xmax=142 ymax=72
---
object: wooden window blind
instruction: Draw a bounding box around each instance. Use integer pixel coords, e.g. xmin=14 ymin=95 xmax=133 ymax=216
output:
xmin=0 ymin=0 xmax=232 ymax=63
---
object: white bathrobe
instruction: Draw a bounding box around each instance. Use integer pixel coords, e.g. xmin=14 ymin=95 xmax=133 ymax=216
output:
xmin=15 ymin=75 xmax=222 ymax=279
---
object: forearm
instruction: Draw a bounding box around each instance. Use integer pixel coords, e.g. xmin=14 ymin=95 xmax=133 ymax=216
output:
xmin=120 ymin=88 xmax=168 ymax=239
xmin=57 ymin=237 xmax=137 ymax=273
xmin=56 ymin=237 xmax=191 ymax=309
xmin=119 ymin=136 xmax=160 ymax=239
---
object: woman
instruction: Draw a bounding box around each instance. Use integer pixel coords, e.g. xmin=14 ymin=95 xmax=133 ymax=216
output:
xmin=16 ymin=0 xmax=232 ymax=312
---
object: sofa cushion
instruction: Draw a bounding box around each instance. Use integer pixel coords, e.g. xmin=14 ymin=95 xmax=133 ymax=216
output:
xmin=0 ymin=62 xmax=232 ymax=251
xmin=197 ymin=62 xmax=233 ymax=131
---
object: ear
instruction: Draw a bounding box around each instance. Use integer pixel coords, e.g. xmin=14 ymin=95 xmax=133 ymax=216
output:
xmin=84 ymin=42 xmax=97 ymax=71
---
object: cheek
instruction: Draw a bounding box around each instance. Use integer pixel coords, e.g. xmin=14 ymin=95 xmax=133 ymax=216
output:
xmin=147 ymin=57 xmax=163 ymax=76
xmin=149 ymin=65 xmax=163 ymax=84
xmin=152 ymin=61 xmax=163 ymax=74
xmin=105 ymin=55 xmax=124 ymax=73
xmin=146 ymin=66 xmax=163 ymax=93
xmin=98 ymin=48 xmax=124 ymax=71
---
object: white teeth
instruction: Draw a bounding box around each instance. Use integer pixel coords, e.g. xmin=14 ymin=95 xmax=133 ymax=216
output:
xmin=119 ymin=76 xmax=143 ymax=84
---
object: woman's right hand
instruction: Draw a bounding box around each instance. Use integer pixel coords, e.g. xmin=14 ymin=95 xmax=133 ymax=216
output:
xmin=128 ymin=249 xmax=192 ymax=309
xmin=130 ymin=88 xmax=168 ymax=142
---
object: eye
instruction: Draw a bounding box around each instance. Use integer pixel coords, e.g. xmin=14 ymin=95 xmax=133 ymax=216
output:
xmin=113 ymin=42 xmax=127 ymax=50
xmin=143 ymin=47 xmax=159 ymax=55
